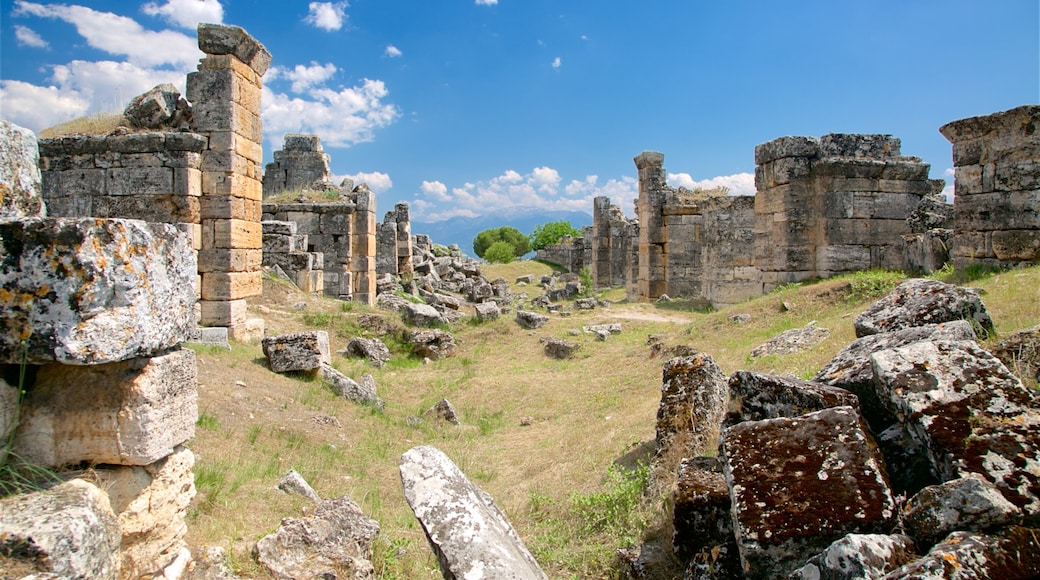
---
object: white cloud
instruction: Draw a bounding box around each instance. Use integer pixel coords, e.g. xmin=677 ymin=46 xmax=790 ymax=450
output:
xmin=551 ymin=56 xmax=561 ymax=69
xmin=262 ymin=78 xmax=400 ymax=149
xmin=342 ymin=171 xmax=392 ymax=193
xmin=942 ymin=167 xmax=955 ymax=202
xmin=668 ymin=172 xmax=756 ymax=196
xmin=268 ymin=62 xmax=338 ymax=93
xmin=142 ymin=0 xmax=223 ymax=29
xmin=385 ymin=45 xmax=403 ymax=58
xmin=14 ymin=24 xmax=48 ymax=48
xmin=0 ymin=79 xmax=89 ymax=131
xmin=305 ymin=1 xmax=348 ymax=31
xmin=13 ymin=1 xmax=199 ymax=68
xmin=409 ymin=168 xmax=639 ymax=222
xmin=475 ymin=0 xmax=498 ymax=5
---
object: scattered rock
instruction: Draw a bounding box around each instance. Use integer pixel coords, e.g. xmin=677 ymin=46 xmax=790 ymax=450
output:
xmin=902 ymin=475 xmax=1020 ymax=548
xmin=853 ymin=278 xmax=994 ymax=338
xmin=729 ymin=313 xmax=751 ymax=324
xmin=474 ymin=301 xmax=501 ymax=322
xmin=727 ymin=371 xmax=860 ymax=424
xmin=408 ymin=329 xmax=457 ymax=360
xmin=656 ymin=353 xmax=728 ymax=457
xmin=516 ymin=310 xmax=549 ymax=329
xmin=0 ymin=120 xmax=44 ymax=218
xmin=989 ymin=324 xmax=1040 ymax=383
xmin=424 ymin=398 xmax=460 ymax=426
xmin=544 ymin=338 xmax=581 ymax=359
xmin=124 ymin=83 xmax=182 ymax=129
xmin=885 ymin=527 xmax=1040 ymax=579
xmin=254 ymin=494 xmax=380 ymax=580
xmin=749 ymin=321 xmax=830 ymax=357
xmin=402 ymin=301 xmax=447 ymax=327
xmin=672 ymin=457 xmax=741 ymax=576
xmin=342 ymin=336 xmax=391 ymax=367
xmin=277 ymin=470 xmax=321 ymax=503
xmin=399 ymin=446 xmax=548 ymax=580
xmin=789 ymin=533 xmax=917 ymax=580
xmin=516 ymin=274 xmax=534 ymax=284
xmin=262 ymin=331 xmax=331 ymax=374
xmin=319 ymin=364 xmax=384 ymax=408
xmin=574 ymin=297 xmax=597 ymax=310
xmin=583 ymin=323 xmax=622 ymax=335
xmin=189 ymin=546 xmax=239 ymax=579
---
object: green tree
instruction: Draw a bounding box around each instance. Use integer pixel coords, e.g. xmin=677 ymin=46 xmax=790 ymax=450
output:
xmin=529 ymin=220 xmax=582 ymax=251
xmin=472 ymin=226 xmax=531 ymax=259
xmin=484 ymin=241 xmax=517 ymax=264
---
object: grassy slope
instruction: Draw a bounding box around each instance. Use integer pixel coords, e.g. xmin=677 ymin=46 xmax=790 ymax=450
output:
xmin=185 ymin=263 xmax=1040 ymax=578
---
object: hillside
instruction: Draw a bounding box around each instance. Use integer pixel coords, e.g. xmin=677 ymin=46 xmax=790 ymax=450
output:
xmin=184 ymin=263 xmax=1040 ymax=578
xmin=413 ymin=209 xmax=593 ymax=257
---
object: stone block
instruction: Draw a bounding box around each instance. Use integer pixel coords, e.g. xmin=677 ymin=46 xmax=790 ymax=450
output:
xmin=165 ymin=133 xmax=209 ymax=152
xmin=200 ymin=194 xmax=261 ymax=221
xmin=672 ymin=457 xmax=739 ymax=569
xmin=0 ymin=218 xmax=196 ymax=365
xmin=228 ymin=317 xmax=265 ymax=343
xmin=261 ymin=330 xmax=330 ymax=373
xmin=955 ymin=189 xmax=1040 ymax=231
xmin=198 ymin=298 xmax=248 ymax=327
xmin=0 ymin=120 xmax=45 ymax=218
xmin=940 ymin=105 xmax=1040 ymax=163
xmin=201 ymin=270 xmax=262 ymax=300
xmin=92 ymin=193 xmax=200 ymax=223
xmin=813 ymin=158 xmax=886 ymax=179
xmin=727 ymin=371 xmax=859 ymax=423
xmin=208 ymin=218 xmax=262 ymax=249
xmin=320 ymin=210 xmax=354 ymax=234
xmin=789 ymin=534 xmax=917 ymax=580
xmin=823 ymin=218 xmax=908 ymax=246
xmin=853 ymin=278 xmax=993 ymax=338
xmin=42 ymin=167 xmax=106 ymax=201
xmin=657 ymin=353 xmax=727 ymax=457
xmin=106 ymin=166 xmax=174 ymax=196
xmin=849 ymin=191 xmax=919 ymax=220
xmin=191 ymin=101 xmax=262 ymax=141
xmin=819 ymin=133 xmax=901 ymax=158
xmin=722 ymin=406 xmax=897 ymax=578
xmin=207 ymin=130 xmax=263 ymax=163
xmin=295 ymin=270 xmax=323 ymax=294
xmin=172 ymin=167 xmax=202 ymax=196
xmin=816 ymin=244 xmax=871 ymax=273
xmin=108 ymin=132 xmax=166 ymax=154
xmin=991 ymin=229 xmax=1040 ymax=261
xmin=95 ymin=446 xmax=196 ymax=577
xmin=197 ymin=23 xmax=272 ymax=76
xmin=15 ymin=348 xmax=198 ymax=467
xmin=198 ymin=247 xmax=262 ymax=272
xmin=754 ymin=136 xmax=820 ymax=165
xmin=0 ymin=479 xmax=121 ymax=578
xmin=887 ymin=528 xmax=1040 ymax=578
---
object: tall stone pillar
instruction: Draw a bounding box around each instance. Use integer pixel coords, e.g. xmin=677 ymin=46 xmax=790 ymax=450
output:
xmin=394 ymin=203 xmax=414 ymax=276
xmin=353 ymin=187 xmax=377 ymax=306
xmin=940 ymin=105 xmax=1040 ymax=268
xmin=591 ymin=196 xmax=613 ymax=288
xmin=633 ymin=151 xmax=668 ymax=300
xmin=187 ymin=23 xmax=271 ymax=342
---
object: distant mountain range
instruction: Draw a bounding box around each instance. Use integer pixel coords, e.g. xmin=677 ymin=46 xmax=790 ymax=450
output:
xmin=412 ymin=209 xmax=593 ymax=258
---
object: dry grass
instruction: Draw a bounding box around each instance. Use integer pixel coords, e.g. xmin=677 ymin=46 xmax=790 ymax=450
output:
xmin=185 ymin=262 xmax=1040 ymax=578
xmin=38 ymin=112 xmax=127 ymax=138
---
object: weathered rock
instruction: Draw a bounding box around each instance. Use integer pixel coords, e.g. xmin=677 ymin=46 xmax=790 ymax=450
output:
xmin=814 ymin=320 xmax=977 ymax=430
xmin=876 ymin=422 xmax=940 ymax=497
xmin=544 ymin=338 xmax=581 ymax=359
xmin=0 ymin=120 xmax=45 ymax=218
xmin=516 ymin=274 xmax=534 ymax=284
xmin=882 ymin=527 xmax=1040 ymax=579
xmin=408 ymin=329 xmax=457 ymax=360
xmin=672 ymin=457 xmax=740 ymax=577
xmin=474 ymin=301 xmax=500 ymax=322
xmin=789 ymin=534 xmax=918 ymax=580
xmin=749 ymin=322 xmax=830 ymax=357
xmin=0 ymin=478 xmax=121 ymax=579
xmin=516 ymin=309 xmax=549 ymax=329
xmin=727 ymin=371 xmax=859 ymax=424
xmin=657 ymin=353 xmax=728 ymax=457
xmin=423 ymin=398 xmax=460 ymax=426
xmin=721 ymin=406 xmax=897 ymax=579
xmin=402 ymin=301 xmax=447 ymax=327
xmin=94 ymin=445 xmax=196 ymax=577
xmin=277 ymin=469 xmax=321 ymax=503
xmin=0 ymin=217 xmax=196 ymax=365
xmin=902 ymin=475 xmax=1020 ymax=548
xmin=615 ymin=540 xmax=674 ymax=580
xmin=262 ymin=331 xmax=331 ymax=373
xmin=853 ymin=278 xmax=994 ymax=338
xmin=14 ymin=348 xmax=197 ymax=467
xmin=399 ymin=445 xmax=548 ymax=580
xmin=583 ymin=323 xmax=622 ymax=336
xmin=189 ymin=546 xmax=240 ymax=580
xmin=320 ymin=364 xmax=383 ymax=408
xmin=254 ymin=494 xmax=380 ymax=580
xmin=574 ymin=297 xmax=597 ymax=310
xmin=124 ymin=83 xmax=181 ymax=129
xmin=871 ymin=340 xmax=1040 ymax=520
xmin=197 ymin=23 xmax=271 ymax=76
xmin=342 ymin=337 xmax=391 ymax=367
xmin=989 ymin=324 xmax=1040 ymax=383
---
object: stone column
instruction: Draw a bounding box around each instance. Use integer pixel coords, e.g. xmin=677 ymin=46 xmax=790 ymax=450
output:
xmin=633 ymin=151 xmax=668 ymax=301
xmin=591 ymin=196 xmax=613 ymax=288
xmin=395 ymin=203 xmax=414 ymax=276
xmin=187 ymin=23 xmax=271 ymax=342
xmin=940 ymin=105 xmax=1040 ymax=268
xmin=352 ymin=188 xmax=377 ymax=306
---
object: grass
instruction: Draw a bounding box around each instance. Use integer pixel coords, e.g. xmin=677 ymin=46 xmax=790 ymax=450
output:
xmin=183 ymin=261 xmax=1040 ymax=578
xmin=38 ymin=111 xmax=127 ymax=138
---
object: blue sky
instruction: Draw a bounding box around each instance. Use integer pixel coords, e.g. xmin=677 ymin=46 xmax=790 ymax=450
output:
xmin=1 ymin=0 xmax=1037 ymax=223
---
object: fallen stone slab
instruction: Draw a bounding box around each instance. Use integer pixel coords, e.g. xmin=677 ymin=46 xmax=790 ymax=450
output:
xmin=14 ymin=348 xmax=197 ymax=467
xmin=262 ymin=331 xmax=330 ymax=373
xmin=657 ymin=353 xmax=728 ymax=457
xmin=543 ymin=338 xmax=581 ymax=359
xmin=883 ymin=527 xmax=1040 ymax=579
xmin=583 ymin=323 xmax=622 ymax=335
xmin=789 ymin=534 xmax=917 ymax=580
xmin=0 ymin=120 xmax=44 ymax=218
xmin=0 ymin=217 xmax=196 ymax=365
xmin=277 ymin=469 xmax=321 ymax=503
xmin=124 ymin=83 xmax=181 ymax=129
xmin=320 ymin=364 xmax=383 ymax=408
xmin=516 ymin=309 xmax=549 ymax=329
xmin=474 ymin=301 xmax=500 ymax=322
xmin=342 ymin=336 xmax=391 ymax=367
xmin=423 ymin=398 xmax=460 ymax=426
xmin=408 ymin=329 xmax=457 ymax=360
xmin=750 ymin=322 xmax=829 ymax=358
xmin=871 ymin=340 xmax=1040 ymax=519
xmin=727 ymin=371 xmax=859 ymax=424
xmin=721 ymin=406 xmax=897 ymax=579
xmin=254 ymin=494 xmax=380 ymax=580
xmin=902 ymin=475 xmax=1020 ymax=548
xmin=399 ymin=445 xmax=548 ymax=580
xmin=0 ymin=478 xmax=121 ymax=579
xmin=402 ymin=301 xmax=447 ymax=327
xmin=672 ymin=456 xmax=740 ymax=577
xmin=853 ymin=278 xmax=993 ymax=338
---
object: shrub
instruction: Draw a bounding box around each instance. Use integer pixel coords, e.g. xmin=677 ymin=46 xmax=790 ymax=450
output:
xmin=530 ymin=221 xmax=582 ymax=251
xmin=484 ymin=241 xmax=517 ymax=264
xmin=473 ymin=227 xmax=531 ymax=259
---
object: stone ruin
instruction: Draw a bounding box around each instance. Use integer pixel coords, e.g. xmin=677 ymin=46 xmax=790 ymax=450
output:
xmin=534 ymin=228 xmax=589 ymax=275
xmin=261 ymin=133 xmax=333 ymax=195
xmin=377 ymin=202 xmax=414 ymax=277
xmin=36 ymin=23 xmax=271 ymax=342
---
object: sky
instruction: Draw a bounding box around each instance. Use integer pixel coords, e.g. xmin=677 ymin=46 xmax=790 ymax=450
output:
xmin=1 ymin=0 xmax=1038 ymax=223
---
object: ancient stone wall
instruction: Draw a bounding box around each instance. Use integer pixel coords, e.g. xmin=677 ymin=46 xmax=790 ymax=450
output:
xmin=940 ymin=105 xmax=1040 ymax=268
xmin=262 ymin=133 xmax=332 ymax=197
xmin=536 ymin=234 xmax=586 ymax=273
xmin=699 ymin=195 xmax=760 ymax=306
xmin=262 ymin=220 xmax=324 ymax=293
xmin=590 ymin=196 xmax=636 ymax=288
xmin=377 ymin=203 xmax=414 ymax=277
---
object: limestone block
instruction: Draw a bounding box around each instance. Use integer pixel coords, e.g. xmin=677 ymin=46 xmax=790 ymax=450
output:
xmin=207 ymin=218 xmax=262 ymax=249
xmin=199 ymin=298 xmax=248 ymax=327
xmin=0 ymin=478 xmax=121 ymax=579
xmin=955 ymin=190 xmax=1040 ymax=232
xmin=124 ymin=83 xmax=181 ymax=130
xmin=789 ymin=534 xmax=917 ymax=580
xmin=172 ymin=166 xmax=202 ymax=197
xmin=727 ymin=371 xmax=859 ymax=424
xmin=515 ymin=310 xmax=549 ymax=329
xmin=886 ymin=527 xmax=1040 ymax=578
xmin=320 ymin=364 xmax=383 ymax=407
xmin=902 ymin=475 xmax=1019 ymax=548
xmin=813 ymin=157 xmax=887 ymax=179
xmin=754 ymin=136 xmax=820 ymax=165
xmin=403 ymin=302 xmax=447 ymax=327
xmin=853 ymin=278 xmax=993 ymax=338
xmin=42 ymin=166 xmax=106 ymax=200
xmin=0 ymin=120 xmax=45 ymax=218
xmin=15 ymin=348 xmax=197 ymax=467
xmin=208 ymin=130 xmax=263 ymax=163
xmin=816 ymin=244 xmax=871 ymax=273
xmin=105 ymin=166 xmax=174 ymax=196
xmin=295 ymin=270 xmax=322 ymax=294
xmin=92 ymin=193 xmax=200 ymax=223
xmin=201 ymin=194 xmax=261 ymax=221
xmin=657 ymin=353 xmax=727 ymax=456
xmin=95 ymin=446 xmax=196 ymax=577
xmin=940 ymin=104 xmax=1040 ymax=164
xmin=192 ymin=100 xmax=262 ymax=141
xmin=201 ymin=270 xmax=262 ymax=300
xmin=320 ymin=210 xmax=354 ymax=234
xmin=263 ymin=233 xmax=296 ymax=254
xmin=672 ymin=457 xmax=740 ymax=574
xmin=0 ymin=218 xmax=195 ymax=365
xmin=261 ymin=331 xmax=331 ymax=373
xmin=228 ymin=316 xmax=264 ymax=343
xmin=200 ymin=148 xmax=255 ymax=174
xmin=198 ymin=248 xmax=262 ymax=272
xmin=820 ymin=133 xmax=901 ymax=158
xmin=721 ymin=406 xmax=897 ymax=578
xmin=400 ymin=445 xmax=548 ymax=580
xmin=409 ymin=329 xmax=457 ymax=360
xmin=197 ymin=22 xmax=272 ymax=76
xmin=871 ymin=340 xmax=1040 ymax=518
xmin=343 ymin=337 xmax=391 ymax=367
